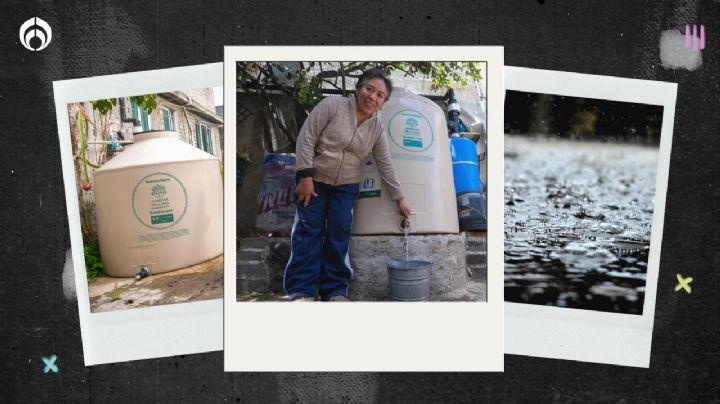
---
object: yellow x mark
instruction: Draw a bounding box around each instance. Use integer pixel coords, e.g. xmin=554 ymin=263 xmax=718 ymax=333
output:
xmin=675 ymin=273 xmax=693 ymax=294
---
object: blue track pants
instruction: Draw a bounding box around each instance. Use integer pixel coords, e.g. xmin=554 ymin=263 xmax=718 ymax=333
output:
xmin=283 ymin=179 xmax=360 ymax=301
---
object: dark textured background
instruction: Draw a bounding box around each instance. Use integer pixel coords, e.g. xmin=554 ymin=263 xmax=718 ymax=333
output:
xmin=1 ymin=0 xmax=718 ymax=402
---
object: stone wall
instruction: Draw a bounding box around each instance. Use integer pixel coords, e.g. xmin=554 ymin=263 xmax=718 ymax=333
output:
xmin=237 ymin=233 xmax=487 ymax=302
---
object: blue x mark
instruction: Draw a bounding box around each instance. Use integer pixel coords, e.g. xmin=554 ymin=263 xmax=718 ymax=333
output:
xmin=42 ymin=355 xmax=59 ymax=373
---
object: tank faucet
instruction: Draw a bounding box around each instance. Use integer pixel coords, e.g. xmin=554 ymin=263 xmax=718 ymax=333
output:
xmin=399 ymin=218 xmax=411 ymax=232
xmin=134 ymin=267 xmax=149 ymax=281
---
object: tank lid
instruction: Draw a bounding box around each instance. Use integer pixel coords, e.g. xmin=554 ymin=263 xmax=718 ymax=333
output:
xmin=95 ymin=130 xmax=217 ymax=173
xmin=387 ymin=86 xmax=444 ymax=114
xmin=133 ymin=130 xmax=180 ymax=142
xmin=391 ymin=86 xmax=413 ymax=95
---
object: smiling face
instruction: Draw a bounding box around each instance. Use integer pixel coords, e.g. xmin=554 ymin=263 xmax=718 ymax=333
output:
xmin=356 ymin=78 xmax=389 ymax=118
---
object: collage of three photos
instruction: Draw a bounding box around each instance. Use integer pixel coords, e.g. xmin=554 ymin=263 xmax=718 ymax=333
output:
xmin=53 ymin=47 xmax=674 ymax=370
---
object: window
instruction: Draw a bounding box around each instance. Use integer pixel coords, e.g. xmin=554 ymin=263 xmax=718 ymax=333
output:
xmin=195 ymin=122 xmax=214 ymax=155
xmin=130 ymin=99 xmax=151 ymax=131
xmin=162 ymin=107 xmax=175 ymax=131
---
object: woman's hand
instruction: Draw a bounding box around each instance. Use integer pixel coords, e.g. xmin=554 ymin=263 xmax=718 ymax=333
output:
xmin=296 ymin=177 xmax=318 ymax=207
xmin=396 ymin=197 xmax=411 ymax=219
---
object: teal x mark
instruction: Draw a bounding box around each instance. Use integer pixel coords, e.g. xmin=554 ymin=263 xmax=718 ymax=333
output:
xmin=42 ymin=355 xmax=59 ymax=373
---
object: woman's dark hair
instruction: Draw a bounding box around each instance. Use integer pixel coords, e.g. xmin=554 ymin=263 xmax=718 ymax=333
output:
xmin=355 ymin=68 xmax=392 ymax=100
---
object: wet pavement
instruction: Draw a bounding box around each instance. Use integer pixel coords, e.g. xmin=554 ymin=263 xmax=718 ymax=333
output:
xmin=504 ymin=136 xmax=658 ymax=314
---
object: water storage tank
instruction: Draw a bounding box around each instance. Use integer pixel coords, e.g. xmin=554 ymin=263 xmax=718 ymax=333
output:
xmin=93 ymin=130 xmax=223 ymax=277
xmin=352 ymin=88 xmax=459 ymax=235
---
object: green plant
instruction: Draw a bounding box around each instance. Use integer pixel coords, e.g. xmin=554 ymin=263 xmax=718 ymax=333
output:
xmin=110 ymin=283 xmax=124 ymax=301
xmin=84 ymin=236 xmax=105 ymax=282
xmin=89 ymin=98 xmax=117 ymax=115
xmin=90 ymin=94 xmax=158 ymax=115
xmin=238 ymin=62 xmax=483 ymax=110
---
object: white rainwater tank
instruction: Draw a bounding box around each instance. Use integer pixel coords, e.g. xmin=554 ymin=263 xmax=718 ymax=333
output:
xmin=352 ymin=87 xmax=459 ymax=235
xmin=93 ymin=130 xmax=223 ymax=277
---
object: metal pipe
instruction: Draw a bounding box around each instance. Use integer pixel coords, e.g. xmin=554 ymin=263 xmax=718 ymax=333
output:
xmin=443 ymin=88 xmax=461 ymax=138
xmin=134 ymin=267 xmax=149 ymax=281
xmin=87 ymin=140 xmax=135 ymax=145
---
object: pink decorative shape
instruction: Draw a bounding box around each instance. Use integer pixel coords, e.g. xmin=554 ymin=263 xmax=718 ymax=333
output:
xmin=685 ymin=24 xmax=691 ymax=48
xmin=693 ymin=24 xmax=698 ymax=50
xmin=700 ymin=25 xmax=705 ymax=49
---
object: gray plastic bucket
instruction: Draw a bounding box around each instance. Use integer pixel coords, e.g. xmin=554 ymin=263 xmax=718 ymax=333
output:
xmin=387 ymin=260 xmax=432 ymax=301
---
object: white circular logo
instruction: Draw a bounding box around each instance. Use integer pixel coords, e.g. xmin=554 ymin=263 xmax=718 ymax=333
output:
xmin=132 ymin=173 xmax=189 ymax=230
xmin=19 ymin=17 xmax=52 ymax=51
xmin=387 ymin=109 xmax=434 ymax=152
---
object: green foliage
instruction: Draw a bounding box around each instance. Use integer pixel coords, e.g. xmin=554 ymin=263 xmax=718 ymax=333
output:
xmin=90 ymin=94 xmax=157 ymax=115
xmin=129 ymin=94 xmax=158 ymax=114
xmin=237 ymin=61 xmax=484 ymax=113
xmin=237 ymin=147 xmax=252 ymax=163
xmin=429 ymin=62 xmax=484 ymax=90
xmin=84 ymin=236 xmax=105 ymax=282
xmin=110 ymin=283 xmax=123 ymax=301
xmin=90 ymin=98 xmax=117 ymax=115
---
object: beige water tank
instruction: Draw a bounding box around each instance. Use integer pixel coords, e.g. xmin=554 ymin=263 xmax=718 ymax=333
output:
xmin=93 ymin=130 xmax=223 ymax=277
xmin=352 ymin=87 xmax=459 ymax=235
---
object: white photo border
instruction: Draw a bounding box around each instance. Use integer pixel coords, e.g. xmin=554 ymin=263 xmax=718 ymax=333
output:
xmin=53 ymin=63 xmax=224 ymax=366
xmin=224 ymin=46 xmax=505 ymax=371
xmin=503 ymin=66 xmax=677 ymax=368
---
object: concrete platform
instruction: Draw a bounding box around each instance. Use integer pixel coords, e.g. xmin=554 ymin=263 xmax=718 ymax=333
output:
xmin=237 ymin=233 xmax=486 ymax=302
xmin=89 ymin=255 xmax=224 ymax=312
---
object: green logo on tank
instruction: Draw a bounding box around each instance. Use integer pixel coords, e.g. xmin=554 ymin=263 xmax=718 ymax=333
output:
xmin=132 ymin=172 xmax=188 ymax=230
xmin=151 ymin=184 xmax=167 ymax=198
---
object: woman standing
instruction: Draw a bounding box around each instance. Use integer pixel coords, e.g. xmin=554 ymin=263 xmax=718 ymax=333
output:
xmin=284 ymin=68 xmax=412 ymax=302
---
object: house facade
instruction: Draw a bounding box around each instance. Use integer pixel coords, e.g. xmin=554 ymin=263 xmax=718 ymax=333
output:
xmin=68 ymin=88 xmax=223 ymax=175
xmin=130 ymin=89 xmax=224 ymax=159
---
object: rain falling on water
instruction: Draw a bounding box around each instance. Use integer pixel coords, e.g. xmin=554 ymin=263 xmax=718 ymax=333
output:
xmin=504 ymin=136 xmax=658 ymax=314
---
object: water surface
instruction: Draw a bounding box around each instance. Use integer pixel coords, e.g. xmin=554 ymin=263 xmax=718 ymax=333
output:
xmin=504 ymin=136 xmax=658 ymax=314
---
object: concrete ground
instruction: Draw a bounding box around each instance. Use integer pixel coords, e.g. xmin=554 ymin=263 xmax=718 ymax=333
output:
xmin=237 ymin=232 xmax=487 ymax=302
xmin=89 ymin=255 xmax=224 ymax=312
xmin=236 ymin=286 xmax=485 ymax=302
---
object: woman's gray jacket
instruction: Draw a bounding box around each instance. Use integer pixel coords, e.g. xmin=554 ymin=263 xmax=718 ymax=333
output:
xmin=295 ymin=95 xmax=404 ymax=201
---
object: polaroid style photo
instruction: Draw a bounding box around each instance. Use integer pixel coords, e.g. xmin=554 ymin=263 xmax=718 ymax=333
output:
xmin=224 ymin=46 xmax=504 ymax=371
xmin=54 ymin=63 xmax=224 ymax=365
xmin=503 ymin=67 xmax=676 ymax=367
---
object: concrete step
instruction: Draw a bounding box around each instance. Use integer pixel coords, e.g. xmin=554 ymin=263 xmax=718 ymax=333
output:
xmin=237 ymin=276 xmax=270 ymax=294
xmin=466 ymin=236 xmax=487 ymax=252
xmin=239 ymin=238 xmax=271 ymax=249
xmin=237 ymin=261 xmax=268 ymax=278
xmin=238 ymin=248 xmax=265 ymax=261
xmin=465 ymin=251 xmax=487 ymax=266
xmin=468 ymin=264 xmax=486 ymax=281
